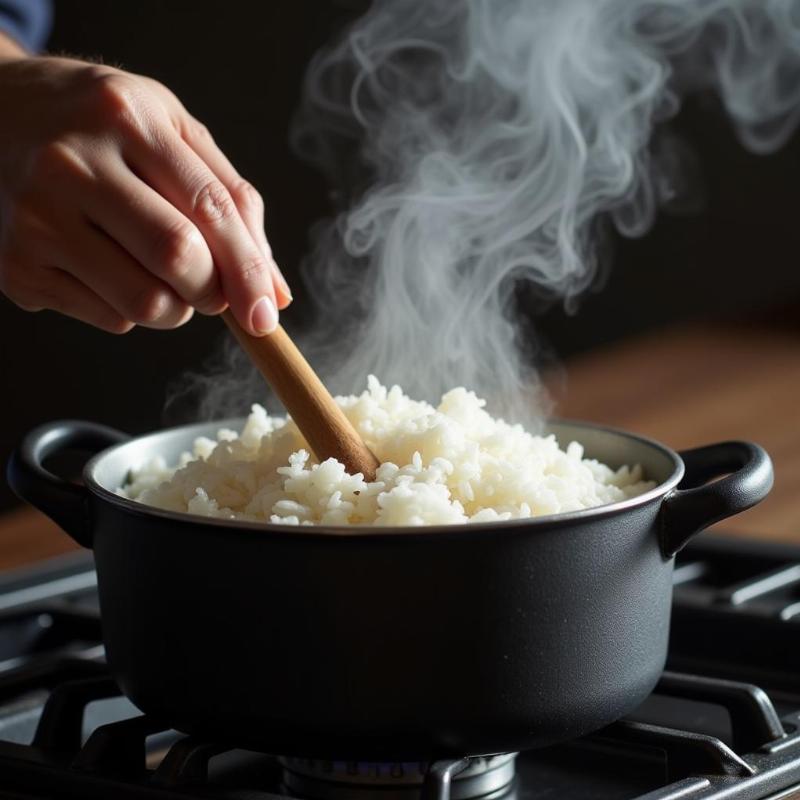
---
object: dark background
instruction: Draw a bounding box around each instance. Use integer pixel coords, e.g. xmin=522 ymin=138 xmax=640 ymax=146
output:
xmin=1 ymin=0 xmax=799 ymax=511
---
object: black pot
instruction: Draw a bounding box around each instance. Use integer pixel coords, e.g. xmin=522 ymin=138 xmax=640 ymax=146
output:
xmin=7 ymin=418 xmax=772 ymax=759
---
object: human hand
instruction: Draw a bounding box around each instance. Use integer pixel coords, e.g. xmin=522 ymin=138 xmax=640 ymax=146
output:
xmin=0 ymin=43 xmax=291 ymax=335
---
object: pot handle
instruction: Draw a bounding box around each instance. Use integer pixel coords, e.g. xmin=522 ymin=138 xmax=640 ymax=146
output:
xmin=660 ymin=441 xmax=773 ymax=558
xmin=6 ymin=421 xmax=130 ymax=549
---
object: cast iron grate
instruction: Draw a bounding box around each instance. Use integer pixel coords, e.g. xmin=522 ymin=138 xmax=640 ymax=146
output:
xmin=0 ymin=662 xmax=797 ymax=798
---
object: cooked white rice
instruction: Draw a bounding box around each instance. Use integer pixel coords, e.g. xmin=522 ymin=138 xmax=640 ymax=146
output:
xmin=121 ymin=377 xmax=656 ymax=526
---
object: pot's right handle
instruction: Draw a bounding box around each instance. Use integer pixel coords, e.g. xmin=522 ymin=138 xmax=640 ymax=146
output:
xmin=660 ymin=441 xmax=773 ymax=558
xmin=7 ymin=421 xmax=130 ymax=549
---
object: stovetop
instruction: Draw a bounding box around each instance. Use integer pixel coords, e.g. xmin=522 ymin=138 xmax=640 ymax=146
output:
xmin=0 ymin=534 xmax=799 ymax=800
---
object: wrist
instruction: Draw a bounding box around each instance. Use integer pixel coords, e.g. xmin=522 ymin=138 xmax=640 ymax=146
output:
xmin=0 ymin=30 xmax=29 ymax=62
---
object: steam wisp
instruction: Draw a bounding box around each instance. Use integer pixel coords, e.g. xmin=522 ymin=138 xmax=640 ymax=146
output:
xmin=173 ymin=0 xmax=800 ymax=426
xmin=291 ymin=0 xmax=800 ymax=423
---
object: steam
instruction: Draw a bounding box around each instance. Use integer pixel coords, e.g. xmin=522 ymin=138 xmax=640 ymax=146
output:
xmin=171 ymin=0 xmax=800 ymax=426
xmin=289 ymin=0 xmax=800 ymax=423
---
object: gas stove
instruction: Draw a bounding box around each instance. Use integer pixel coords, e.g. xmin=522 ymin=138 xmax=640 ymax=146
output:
xmin=0 ymin=534 xmax=799 ymax=799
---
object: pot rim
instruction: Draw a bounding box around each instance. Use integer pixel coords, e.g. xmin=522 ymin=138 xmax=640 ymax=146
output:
xmin=83 ymin=416 xmax=685 ymax=539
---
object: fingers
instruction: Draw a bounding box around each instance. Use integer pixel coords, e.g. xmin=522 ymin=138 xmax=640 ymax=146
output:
xmin=6 ymin=264 xmax=133 ymax=334
xmin=61 ymin=222 xmax=193 ymax=330
xmin=125 ymin=129 xmax=281 ymax=336
xmin=0 ymin=63 xmax=287 ymax=336
xmin=0 ymin=214 xmax=129 ymax=333
xmin=82 ymin=156 xmax=225 ymax=315
xmin=180 ymin=119 xmax=293 ymax=310
xmin=1 ymin=212 xmax=192 ymax=332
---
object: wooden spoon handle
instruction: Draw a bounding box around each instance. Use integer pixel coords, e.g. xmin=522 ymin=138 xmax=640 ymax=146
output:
xmin=223 ymin=311 xmax=380 ymax=481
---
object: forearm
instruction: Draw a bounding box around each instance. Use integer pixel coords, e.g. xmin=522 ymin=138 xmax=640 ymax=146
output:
xmin=0 ymin=29 xmax=27 ymax=61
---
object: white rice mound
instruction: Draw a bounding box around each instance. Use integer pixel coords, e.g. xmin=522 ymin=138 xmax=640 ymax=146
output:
xmin=121 ymin=377 xmax=656 ymax=526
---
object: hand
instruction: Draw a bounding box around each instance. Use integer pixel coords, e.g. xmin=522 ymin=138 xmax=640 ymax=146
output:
xmin=0 ymin=44 xmax=291 ymax=335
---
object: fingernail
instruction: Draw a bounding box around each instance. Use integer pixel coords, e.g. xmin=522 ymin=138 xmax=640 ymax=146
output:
xmin=273 ymin=262 xmax=293 ymax=305
xmin=250 ymin=296 xmax=278 ymax=334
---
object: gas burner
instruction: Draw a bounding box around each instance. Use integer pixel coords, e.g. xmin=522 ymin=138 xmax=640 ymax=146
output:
xmin=279 ymin=753 xmax=517 ymax=800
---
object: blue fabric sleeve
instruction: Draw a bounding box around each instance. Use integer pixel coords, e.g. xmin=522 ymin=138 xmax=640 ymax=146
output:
xmin=0 ymin=0 xmax=52 ymax=52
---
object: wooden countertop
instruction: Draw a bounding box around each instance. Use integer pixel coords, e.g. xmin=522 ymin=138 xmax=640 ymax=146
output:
xmin=0 ymin=318 xmax=797 ymax=571
xmin=548 ymin=319 xmax=799 ymax=541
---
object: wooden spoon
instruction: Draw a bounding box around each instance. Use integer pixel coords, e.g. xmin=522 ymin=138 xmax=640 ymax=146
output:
xmin=223 ymin=311 xmax=380 ymax=481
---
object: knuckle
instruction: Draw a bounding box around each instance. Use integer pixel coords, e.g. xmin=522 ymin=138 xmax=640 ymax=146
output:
xmin=230 ymin=179 xmax=263 ymax=212
xmin=28 ymin=140 xmax=96 ymax=188
xmin=87 ymin=71 xmax=140 ymax=130
xmin=128 ymin=286 xmax=171 ymax=325
xmin=31 ymin=141 xmax=82 ymax=180
xmin=192 ymin=180 xmax=237 ymax=225
xmin=236 ymin=256 xmax=271 ymax=287
xmin=154 ymin=221 xmax=200 ymax=280
xmin=82 ymin=64 xmax=116 ymax=84
xmin=186 ymin=119 xmax=211 ymax=142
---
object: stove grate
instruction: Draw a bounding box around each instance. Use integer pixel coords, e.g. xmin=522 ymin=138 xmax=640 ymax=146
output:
xmin=0 ymin=666 xmax=797 ymax=799
xmin=0 ymin=538 xmax=798 ymax=799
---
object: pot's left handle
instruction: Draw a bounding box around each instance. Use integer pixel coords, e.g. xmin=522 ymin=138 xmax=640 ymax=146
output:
xmin=660 ymin=441 xmax=773 ymax=558
xmin=7 ymin=421 xmax=130 ymax=549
